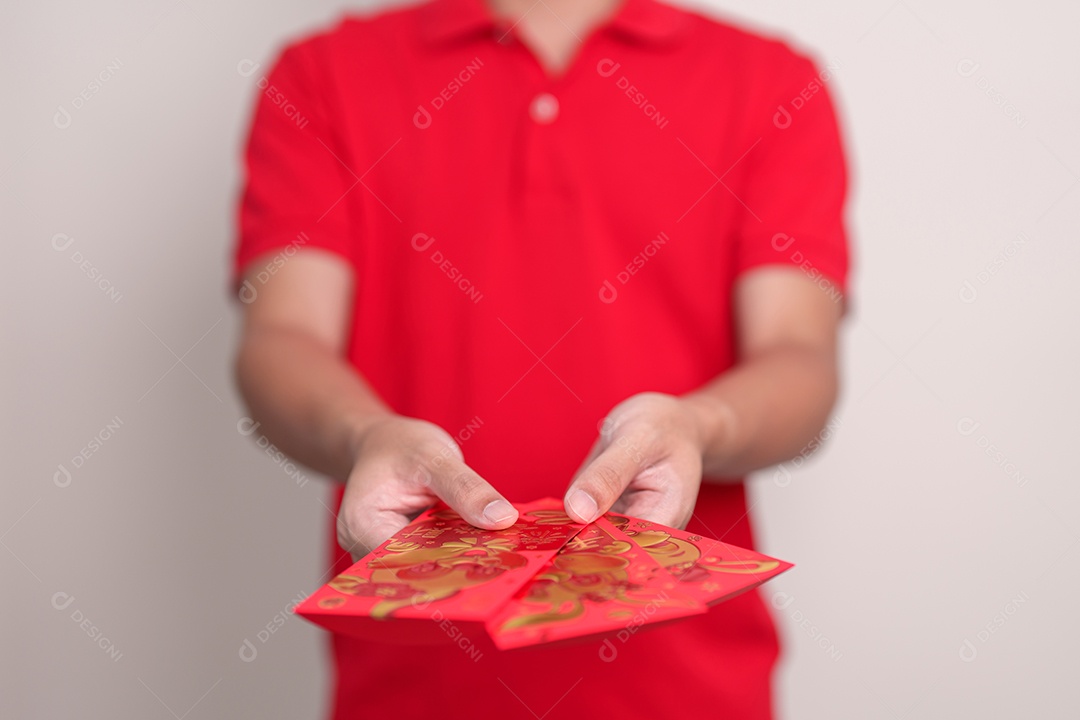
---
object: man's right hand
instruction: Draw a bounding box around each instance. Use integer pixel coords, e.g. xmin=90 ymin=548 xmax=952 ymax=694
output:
xmin=235 ymin=250 xmax=518 ymax=562
xmin=336 ymin=416 xmax=518 ymax=561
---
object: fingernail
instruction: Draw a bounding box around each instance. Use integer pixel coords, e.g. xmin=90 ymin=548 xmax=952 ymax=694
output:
xmin=482 ymin=499 xmax=517 ymax=525
xmin=566 ymin=489 xmax=599 ymax=524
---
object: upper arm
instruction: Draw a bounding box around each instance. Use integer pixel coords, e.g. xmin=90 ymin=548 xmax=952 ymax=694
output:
xmin=238 ymin=249 xmax=354 ymax=354
xmin=233 ymin=40 xmax=359 ymax=356
xmin=729 ymin=50 xmax=851 ymax=360
xmin=733 ymin=266 xmax=843 ymax=362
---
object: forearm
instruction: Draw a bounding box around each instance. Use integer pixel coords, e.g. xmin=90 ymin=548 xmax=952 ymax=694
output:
xmin=235 ymin=325 xmax=393 ymax=480
xmin=681 ymin=343 xmax=838 ymax=479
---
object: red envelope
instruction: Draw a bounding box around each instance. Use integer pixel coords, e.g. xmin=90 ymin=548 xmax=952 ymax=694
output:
xmin=486 ymin=516 xmax=707 ymax=650
xmin=294 ymin=499 xmax=584 ymax=644
xmin=295 ymin=499 xmax=792 ymax=649
xmin=604 ymin=513 xmax=793 ymax=605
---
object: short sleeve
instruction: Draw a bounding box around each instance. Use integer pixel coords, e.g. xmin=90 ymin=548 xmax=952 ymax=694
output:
xmin=733 ymin=52 xmax=851 ymax=298
xmin=232 ymin=40 xmax=358 ymax=292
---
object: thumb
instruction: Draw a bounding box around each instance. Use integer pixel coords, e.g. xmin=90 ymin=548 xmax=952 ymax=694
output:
xmin=564 ymin=441 xmax=642 ymax=524
xmin=426 ymin=456 xmax=518 ymax=530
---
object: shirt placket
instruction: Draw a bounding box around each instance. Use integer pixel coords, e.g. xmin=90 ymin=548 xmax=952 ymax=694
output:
xmin=493 ymin=23 xmax=582 ymax=199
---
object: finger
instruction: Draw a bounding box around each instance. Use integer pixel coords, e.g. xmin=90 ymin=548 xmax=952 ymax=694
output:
xmin=337 ymin=507 xmax=410 ymax=562
xmin=618 ymin=486 xmax=687 ymax=529
xmin=425 ymin=456 xmax=518 ymax=530
xmin=570 ymin=433 xmax=606 ymax=482
xmin=618 ymin=453 xmax=702 ymax=529
xmin=568 ymin=414 xmax=621 ymax=487
xmin=564 ymin=440 xmax=645 ymax=524
xmin=337 ymin=468 xmax=438 ymax=561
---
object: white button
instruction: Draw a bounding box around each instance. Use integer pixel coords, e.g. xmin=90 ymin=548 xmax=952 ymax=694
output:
xmin=530 ymin=93 xmax=559 ymax=123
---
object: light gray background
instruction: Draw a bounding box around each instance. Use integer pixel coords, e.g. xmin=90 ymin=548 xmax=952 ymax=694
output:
xmin=3 ymin=0 xmax=1078 ymax=717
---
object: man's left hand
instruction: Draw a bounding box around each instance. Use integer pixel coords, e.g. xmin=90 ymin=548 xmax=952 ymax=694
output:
xmin=563 ymin=392 xmax=705 ymax=529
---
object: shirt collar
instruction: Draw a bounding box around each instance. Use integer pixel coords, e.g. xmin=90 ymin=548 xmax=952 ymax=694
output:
xmin=419 ymin=0 xmax=688 ymax=47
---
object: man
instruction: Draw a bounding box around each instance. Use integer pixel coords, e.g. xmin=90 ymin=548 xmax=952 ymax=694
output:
xmin=234 ymin=0 xmax=850 ymax=717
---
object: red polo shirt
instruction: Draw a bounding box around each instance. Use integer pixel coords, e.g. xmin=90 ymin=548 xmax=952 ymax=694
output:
xmin=235 ymin=0 xmax=849 ymax=717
